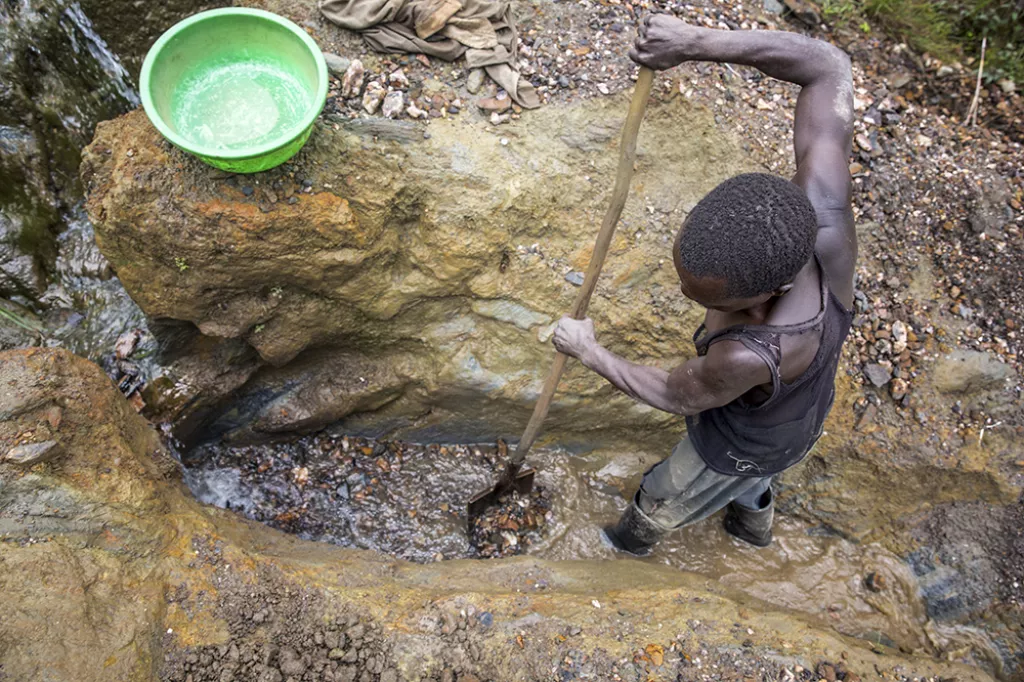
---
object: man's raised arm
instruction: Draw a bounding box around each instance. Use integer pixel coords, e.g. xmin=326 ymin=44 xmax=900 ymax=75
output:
xmin=631 ymin=16 xmax=856 ymax=305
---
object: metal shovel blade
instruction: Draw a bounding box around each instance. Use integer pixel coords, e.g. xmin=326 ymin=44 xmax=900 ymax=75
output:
xmin=467 ymin=465 xmax=536 ymax=533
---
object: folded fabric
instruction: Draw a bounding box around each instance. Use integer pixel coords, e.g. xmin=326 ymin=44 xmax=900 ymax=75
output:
xmin=319 ymin=0 xmax=540 ymax=109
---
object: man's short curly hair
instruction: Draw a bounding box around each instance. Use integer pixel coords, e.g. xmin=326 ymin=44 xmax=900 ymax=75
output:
xmin=678 ymin=173 xmax=818 ymax=299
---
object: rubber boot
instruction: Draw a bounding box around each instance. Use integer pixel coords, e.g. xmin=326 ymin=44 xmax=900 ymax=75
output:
xmin=723 ymin=488 xmax=774 ymax=548
xmin=603 ymin=496 xmax=666 ymax=556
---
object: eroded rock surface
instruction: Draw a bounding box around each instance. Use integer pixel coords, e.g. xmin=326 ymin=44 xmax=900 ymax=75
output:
xmin=0 ymin=348 xmax=998 ymax=681
xmin=83 ymin=98 xmax=747 ymax=450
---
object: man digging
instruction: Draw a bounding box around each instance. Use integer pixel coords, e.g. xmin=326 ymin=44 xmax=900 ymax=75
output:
xmin=552 ymin=16 xmax=856 ymax=553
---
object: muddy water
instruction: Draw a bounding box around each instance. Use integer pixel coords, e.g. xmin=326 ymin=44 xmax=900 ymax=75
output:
xmin=183 ymin=431 xmax=995 ymax=663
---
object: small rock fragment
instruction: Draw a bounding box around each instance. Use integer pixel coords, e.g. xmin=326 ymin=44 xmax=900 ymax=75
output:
xmin=816 ymin=663 xmax=838 ymax=682
xmin=565 ymin=271 xmax=585 ymax=287
xmin=890 ymin=320 xmax=908 ymax=354
xmin=342 ymin=59 xmax=365 ymax=98
xmin=382 ymin=91 xmax=404 ymax=119
xmin=466 ymin=68 xmax=486 ymax=94
xmin=889 ymin=377 xmax=908 ymax=402
xmin=489 ymin=112 xmax=510 ymax=125
xmin=407 ymin=102 xmax=428 ymax=119
xmin=362 ymin=81 xmax=385 ymax=114
xmin=323 ymin=52 xmax=351 ymax=78
xmin=115 ymin=329 xmax=141 ymax=359
xmin=855 ymin=403 xmax=877 ymax=431
xmin=5 ymin=440 xmax=60 ymax=466
xmin=863 ymin=363 xmax=891 ymax=387
xmin=388 ymin=69 xmax=409 ymax=89
xmin=477 ymin=94 xmax=511 ymax=112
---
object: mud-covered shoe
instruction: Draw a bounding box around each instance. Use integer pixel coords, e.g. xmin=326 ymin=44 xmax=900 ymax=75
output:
xmin=603 ymin=500 xmax=666 ymax=556
xmin=723 ymin=489 xmax=774 ymax=548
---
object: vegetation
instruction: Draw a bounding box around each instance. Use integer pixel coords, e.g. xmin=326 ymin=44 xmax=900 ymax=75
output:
xmin=0 ymin=302 xmax=44 ymax=335
xmin=823 ymin=0 xmax=1024 ymax=82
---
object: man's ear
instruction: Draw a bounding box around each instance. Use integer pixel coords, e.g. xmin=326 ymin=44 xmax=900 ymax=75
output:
xmin=774 ymin=282 xmax=795 ymax=296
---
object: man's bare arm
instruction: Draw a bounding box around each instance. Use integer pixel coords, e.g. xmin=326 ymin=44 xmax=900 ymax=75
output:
xmin=631 ymin=17 xmax=856 ymax=305
xmin=552 ymin=317 xmax=770 ymax=415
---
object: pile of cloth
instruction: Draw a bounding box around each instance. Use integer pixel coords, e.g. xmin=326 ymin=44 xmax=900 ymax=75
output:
xmin=319 ymin=0 xmax=540 ymax=109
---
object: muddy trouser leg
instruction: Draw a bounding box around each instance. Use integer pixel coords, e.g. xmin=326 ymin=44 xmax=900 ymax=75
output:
xmin=606 ymin=437 xmax=771 ymax=555
xmin=724 ymin=478 xmax=774 ymax=547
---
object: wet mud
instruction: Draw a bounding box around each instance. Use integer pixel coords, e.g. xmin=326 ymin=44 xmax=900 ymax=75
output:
xmin=184 ymin=432 xmax=1003 ymax=666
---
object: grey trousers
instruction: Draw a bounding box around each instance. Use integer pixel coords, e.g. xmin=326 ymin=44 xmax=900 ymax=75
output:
xmin=636 ymin=436 xmax=772 ymax=532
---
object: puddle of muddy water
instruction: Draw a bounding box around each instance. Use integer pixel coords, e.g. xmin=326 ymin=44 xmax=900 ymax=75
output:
xmin=184 ymin=431 xmax=1000 ymax=669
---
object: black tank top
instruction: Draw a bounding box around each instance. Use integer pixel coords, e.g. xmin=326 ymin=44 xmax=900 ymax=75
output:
xmin=684 ymin=256 xmax=853 ymax=477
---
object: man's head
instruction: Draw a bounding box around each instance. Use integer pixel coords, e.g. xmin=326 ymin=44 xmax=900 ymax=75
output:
xmin=673 ymin=173 xmax=817 ymax=312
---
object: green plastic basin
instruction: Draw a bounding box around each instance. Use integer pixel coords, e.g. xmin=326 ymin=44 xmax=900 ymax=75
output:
xmin=140 ymin=8 xmax=327 ymax=174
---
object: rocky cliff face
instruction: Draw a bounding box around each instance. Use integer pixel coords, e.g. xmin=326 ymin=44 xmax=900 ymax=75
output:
xmin=0 ymin=348 xmax=998 ymax=682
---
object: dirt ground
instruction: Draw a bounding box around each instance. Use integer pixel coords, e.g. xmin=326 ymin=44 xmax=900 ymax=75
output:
xmin=158 ymin=534 xmax=957 ymax=682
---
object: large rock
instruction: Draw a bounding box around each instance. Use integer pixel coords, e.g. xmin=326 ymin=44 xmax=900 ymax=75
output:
xmin=0 ymin=348 xmax=997 ymax=681
xmin=933 ymin=350 xmax=1012 ymax=395
xmin=83 ymin=99 xmax=748 ymax=450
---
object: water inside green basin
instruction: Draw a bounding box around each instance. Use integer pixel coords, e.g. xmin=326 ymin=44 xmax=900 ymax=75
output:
xmin=172 ymin=60 xmax=311 ymax=151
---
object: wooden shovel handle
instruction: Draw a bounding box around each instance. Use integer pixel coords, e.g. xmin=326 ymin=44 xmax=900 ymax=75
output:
xmin=510 ymin=67 xmax=655 ymax=467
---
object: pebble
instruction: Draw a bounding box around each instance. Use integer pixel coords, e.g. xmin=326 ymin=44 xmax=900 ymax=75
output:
xmin=863 ymin=363 xmax=891 ymax=387
xmin=891 ymin=321 xmax=908 ymax=354
xmin=466 ymin=68 xmax=485 ymax=94
xmin=477 ymin=94 xmax=511 ymax=112
xmin=4 ymin=440 xmax=59 ymax=466
xmin=362 ymin=82 xmax=386 ymax=115
xmin=388 ymin=69 xmax=409 ymax=89
xmin=889 ymin=377 xmax=909 ymax=401
xmin=242 ymin=186 xmax=254 ymax=197
xmin=407 ymin=103 xmax=428 ymax=119
xmin=382 ymin=91 xmax=404 ymax=119
xmin=323 ymin=52 xmax=351 ymax=78
xmin=865 ymin=571 xmax=887 ymax=592
xmin=565 ymin=271 xmax=585 ymax=286
xmin=341 ymin=59 xmax=365 ymax=98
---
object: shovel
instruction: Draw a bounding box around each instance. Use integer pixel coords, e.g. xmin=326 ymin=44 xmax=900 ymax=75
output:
xmin=468 ymin=66 xmax=656 ymax=529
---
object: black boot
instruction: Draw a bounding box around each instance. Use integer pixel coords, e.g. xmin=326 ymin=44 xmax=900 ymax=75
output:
xmin=723 ymin=489 xmax=774 ymax=548
xmin=604 ymin=497 xmax=666 ymax=556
